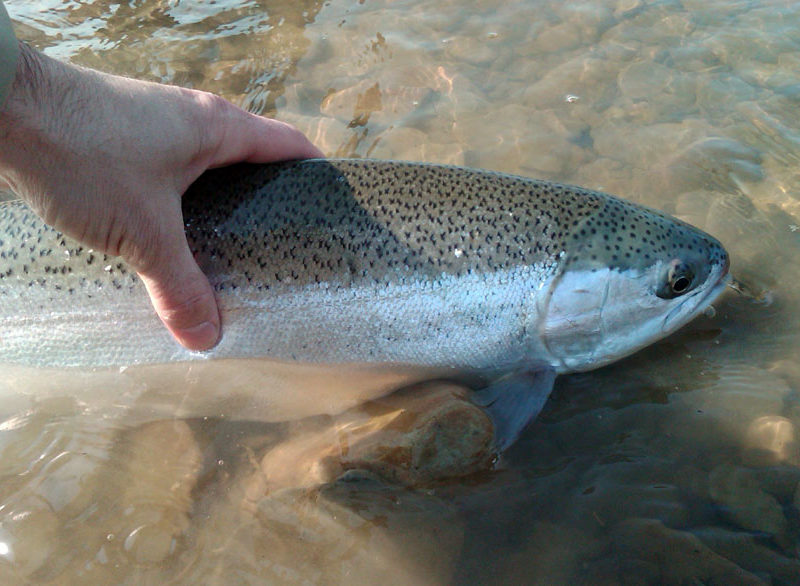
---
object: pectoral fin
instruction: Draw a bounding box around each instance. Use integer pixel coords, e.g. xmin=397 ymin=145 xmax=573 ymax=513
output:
xmin=472 ymin=368 xmax=557 ymax=451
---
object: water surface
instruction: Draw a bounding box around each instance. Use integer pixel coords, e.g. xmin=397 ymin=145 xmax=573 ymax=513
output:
xmin=3 ymin=0 xmax=800 ymax=583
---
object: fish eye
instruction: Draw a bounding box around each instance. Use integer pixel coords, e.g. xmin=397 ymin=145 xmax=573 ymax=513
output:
xmin=657 ymin=260 xmax=696 ymax=299
xmin=671 ymin=274 xmax=691 ymax=294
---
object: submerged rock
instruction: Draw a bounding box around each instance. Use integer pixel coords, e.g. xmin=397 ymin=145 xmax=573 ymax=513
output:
xmin=708 ymin=464 xmax=792 ymax=551
xmin=191 ymin=474 xmax=466 ymax=586
xmin=64 ymin=420 xmax=203 ymax=576
xmin=610 ymin=518 xmax=763 ymax=584
xmin=247 ymin=382 xmax=495 ymax=495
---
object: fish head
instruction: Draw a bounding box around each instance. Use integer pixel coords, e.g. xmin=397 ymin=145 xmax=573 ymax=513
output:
xmin=541 ymin=196 xmax=730 ymax=373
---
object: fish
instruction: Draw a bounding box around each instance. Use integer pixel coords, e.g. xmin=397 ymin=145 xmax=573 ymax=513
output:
xmin=0 ymin=159 xmax=730 ymax=448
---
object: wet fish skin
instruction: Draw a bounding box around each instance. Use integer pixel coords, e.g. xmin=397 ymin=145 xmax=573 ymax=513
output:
xmin=0 ymin=158 xmax=728 ymax=369
xmin=0 ymin=159 xmax=729 ymax=439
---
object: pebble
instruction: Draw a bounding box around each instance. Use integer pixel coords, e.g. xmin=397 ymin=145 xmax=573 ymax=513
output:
xmin=708 ymin=464 xmax=792 ymax=550
xmin=375 ymin=127 xmax=466 ymax=165
xmin=618 ymin=61 xmax=673 ymax=100
xmin=592 ymin=119 xmax=712 ymax=169
xmin=604 ymin=3 xmax=692 ymax=44
xmin=490 ymin=521 xmax=602 ymax=584
xmin=613 ymin=0 xmax=643 ymax=18
xmin=611 ymin=518 xmax=764 ymax=584
xmin=665 ymin=44 xmax=723 ymax=72
xmin=319 ymin=78 xmax=438 ymax=130
xmin=533 ymin=22 xmax=584 ymax=53
xmin=443 ymin=35 xmax=499 ymax=66
xmin=523 ymin=55 xmax=619 ymax=114
xmin=575 ymin=471 xmax=692 ymax=529
xmin=106 ymin=421 xmax=202 ymax=566
xmin=692 ymin=527 xmax=800 ymax=584
xmin=457 ymin=105 xmax=593 ymax=176
xmin=665 ymin=136 xmax=764 ymax=194
xmin=235 ymin=476 xmax=466 ymax=585
xmin=0 ymin=500 xmax=59 ymax=578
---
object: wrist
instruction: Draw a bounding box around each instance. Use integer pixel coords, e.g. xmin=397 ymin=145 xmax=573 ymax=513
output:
xmin=0 ymin=41 xmax=46 ymax=125
xmin=0 ymin=42 xmax=45 ymax=204
xmin=0 ymin=43 xmax=80 ymax=211
xmin=0 ymin=2 xmax=18 ymax=110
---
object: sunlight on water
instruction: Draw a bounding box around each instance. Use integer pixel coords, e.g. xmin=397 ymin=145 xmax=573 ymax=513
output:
xmin=3 ymin=0 xmax=800 ymax=583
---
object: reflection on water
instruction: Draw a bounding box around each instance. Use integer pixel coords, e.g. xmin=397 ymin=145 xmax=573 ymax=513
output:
xmin=10 ymin=0 xmax=325 ymax=113
xmin=3 ymin=0 xmax=800 ymax=582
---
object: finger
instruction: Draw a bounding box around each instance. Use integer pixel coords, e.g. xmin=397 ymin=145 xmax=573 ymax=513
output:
xmin=136 ymin=232 xmax=221 ymax=352
xmin=239 ymin=117 xmax=325 ymax=163
xmin=206 ymin=99 xmax=324 ymax=167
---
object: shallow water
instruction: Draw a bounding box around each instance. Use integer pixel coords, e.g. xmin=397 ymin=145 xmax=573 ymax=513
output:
xmin=3 ymin=0 xmax=800 ymax=583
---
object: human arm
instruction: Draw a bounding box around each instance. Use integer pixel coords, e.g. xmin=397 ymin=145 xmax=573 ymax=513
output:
xmin=0 ymin=29 xmax=322 ymax=350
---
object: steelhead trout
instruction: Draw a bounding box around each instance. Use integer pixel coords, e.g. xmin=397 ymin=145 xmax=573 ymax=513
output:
xmin=0 ymin=159 xmax=730 ymax=447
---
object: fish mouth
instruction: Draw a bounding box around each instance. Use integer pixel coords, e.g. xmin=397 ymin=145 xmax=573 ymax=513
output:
xmin=662 ymin=266 xmax=731 ymax=332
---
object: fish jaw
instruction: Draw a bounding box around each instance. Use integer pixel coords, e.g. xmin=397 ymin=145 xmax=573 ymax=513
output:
xmin=541 ymin=261 xmax=729 ymax=373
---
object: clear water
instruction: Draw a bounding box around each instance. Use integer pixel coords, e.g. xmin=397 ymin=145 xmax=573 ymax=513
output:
xmin=3 ymin=0 xmax=800 ymax=583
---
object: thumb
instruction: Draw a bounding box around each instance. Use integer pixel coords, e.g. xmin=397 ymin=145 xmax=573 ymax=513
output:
xmin=135 ymin=226 xmax=221 ymax=352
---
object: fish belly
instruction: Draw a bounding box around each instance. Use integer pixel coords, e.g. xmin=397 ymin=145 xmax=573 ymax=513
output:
xmin=0 ymin=269 xmax=547 ymax=422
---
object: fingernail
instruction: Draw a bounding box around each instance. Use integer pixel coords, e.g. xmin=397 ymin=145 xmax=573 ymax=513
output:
xmin=178 ymin=320 xmax=220 ymax=351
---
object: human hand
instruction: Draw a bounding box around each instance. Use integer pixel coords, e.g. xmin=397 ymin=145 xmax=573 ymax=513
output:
xmin=0 ymin=43 xmax=323 ymax=351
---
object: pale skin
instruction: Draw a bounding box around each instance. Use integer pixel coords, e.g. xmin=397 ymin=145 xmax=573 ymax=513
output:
xmin=0 ymin=42 xmax=323 ymax=351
